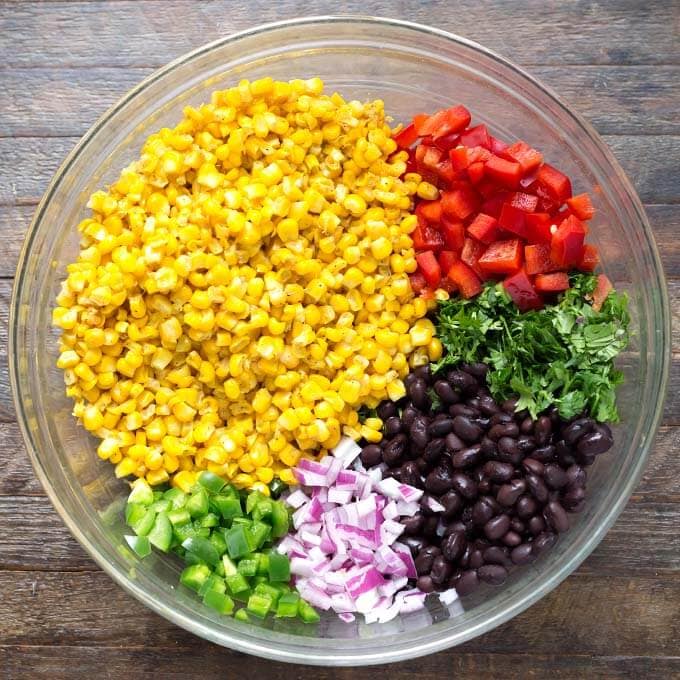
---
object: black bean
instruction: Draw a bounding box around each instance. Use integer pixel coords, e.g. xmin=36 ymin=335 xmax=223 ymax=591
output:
xmin=478 ymin=394 xmax=501 ymax=416
xmin=534 ymin=415 xmax=552 ymax=444
xmin=556 ymin=445 xmax=577 ymax=468
xmin=488 ymin=422 xmax=519 ymax=441
xmin=440 ymin=490 xmax=463 ymax=519
xmin=441 ymin=530 xmax=467 ymax=562
xmin=478 ymin=564 xmax=508 ymax=585
xmin=578 ymin=452 xmax=597 ymax=467
xmin=424 ymin=515 xmax=440 ymax=538
xmin=543 ymin=464 xmax=568 ymax=489
xmin=416 ymin=575 xmax=435 ymax=593
xmin=384 ymin=416 xmax=403 ymax=438
xmin=416 ymin=458 xmax=430 ymax=475
xmin=464 ymin=362 xmax=489 ymax=379
xmin=422 ymin=437 xmax=446 ymax=464
xmin=419 ymin=493 xmax=441 ymax=516
xmin=484 ymin=514 xmax=510 ymax=540
xmin=532 ymin=531 xmax=557 ymax=555
xmin=425 ymin=466 xmax=454 ymax=494
xmin=565 ymin=464 xmax=587 ymax=488
xmin=431 ymin=555 xmax=453 ymax=584
xmin=408 ymin=378 xmax=430 ymax=411
xmin=449 ymin=403 xmax=479 ymax=418
xmin=516 ymin=495 xmax=538 ymax=519
xmin=563 ymin=417 xmax=595 ymax=445
xmin=516 ymin=435 xmax=536 ymax=454
xmin=376 ymin=401 xmax=398 ymax=420
xmin=522 ymin=458 xmax=545 ymax=476
xmin=520 ymin=417 xmax=534 ymax=435
xmin=482 ymin=546 xmax=511 ymax=566
xmin=526 ymin=473 xmax=549 ymax=503
xmin=452 ymin=445 xmax=483 ymax=469
xmin=451 ymin=472 xmax=478 ymax=500
xmin=472 ymin=497 xmax=496 ymax=526
xmin=497 ymin=479 xmax=527 ymax=507
xmin=577 ymin=430 xmax=613 ymax=456
xmin=473 ymin=415 xmax=491 ymax=430
xmin=434 ymin=380 xmax=458 ymax=404
xmin=502 ymin=397 xmax=519 ymax=414
xmin=468 ymin=549 xmax=484 ymax=569
xmin=502 ymin=530 xmax=522 ymax=547
xmin=447 ymin=370 xmax=477 ymax=393
xmin=404 ymin=373 xmax=418 ymax=389
xmin=402 ymin=536 xmax=427 ymax=556
xmin=455 ymin=569 xmax=479 ymax=596
xmin=562 ymin=485 xmax=586 ymax=513
xmin=490 ymin=413 xmax=514 ymax=426
xmin=410 ymin=415 xmax=430 ymax=450
xmin=532 ymin=445 xmax=556 ymax=463
xmin=401 ymin=513 xmax=425 ymax=536
xmin=480 ymin=436 xmax=497 ymax=458
xmin=452 ymin=415 xmax=483 ymax=442
xmin=528 ymin=515 xmax=546 ymax=535
xmin=360 ymin=444 xmax=382 ymax=467
xmin=467 ymin=397 xmax=481 ymax=410
xmin=544 ymin=501 xmax=570 ymax=532
xmin=510 ymin=517 xmax=526 ymax=534
xmin=401 ymin=404 xmax=419 ymax=428
xmin=428 ymin=418 xmax=454 ymax=438
xmin=478 ymin=479 xmax=492 ymax=494
xmin=483 ymin=461 xmax=515 ymax=483
xmin=445 ymin=432 xmax=465 ymax=452
xmin=415 ymin=546 xmax=438 ymax=574
xmin=497 ymin=436 xmax=520 ymax=459
xmin=400 ymin=461 xmax=422 ymax=488
xmin=382 ymin=433 xmax=407 ymax=466
xmin=413 ymin=364 xmax=433 ymax=384
xmin=511 ymin=543 xmax=535 ymax=565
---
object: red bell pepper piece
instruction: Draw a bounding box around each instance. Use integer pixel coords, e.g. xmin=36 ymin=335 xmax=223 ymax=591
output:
xmin=503 ymin=269 xmax=543 ymax=311
xmin=415 ymin=251 xmax=441 ymax=288
xmin=412 ymin=224 xmax=445 ymax=252
xmin=489 ymin=136 xmax=509 ymax=155
xmin=461 ymin=237 xmax=488 ymax=279
xmin=505 ymin=141 xmax=543 ymax=174
xmin=536 ymin=163 xmax=572 ymax=204
xmin=435 ymin=158 xmax=457 ymax=185
xmin=566 ymin=193 xmax=595 ymax=220
xmin=415 ymin=144 xmax=443 ymax=172
xmin=525 ymin=243 xmax=559 ymax=275
xmin=405 ymin=148 xmax=418 ymax=175
xmin=591 ymin=273 xmax=613 ymax=311
xmin=431 ymin=132 xmax=462 ymax=152
xmin=467 ymin=146 xmax=493 ymax=164
xmin=467 ymin=213 xmax=500 ymax=244
xmin=534 ymin=272 xmax=570 ymax=293
xmin=485 ymin=155 xmax=522 ymax=189
xmin=509 ymin=191 xmax=539 ymax=213
xmin=441 ymin=186 xmax=479 ymax=220
xmin=449 ymin=147 xmax=469 ymax=172
xmin=551 ymin=215 xmax=586 ymax=267
xmin=498 ymin=202 xmax=528 ymax=238
xmin=467 ymin=162 xmax=485 ymax=184
xmin=440 ymin=217 xmax=466 ymax=252
xmin=409 ymin=271 xmax=427 ymax=295
xmin=438 ymin=250 xmax=459 ymax=274
xmin=412 ymin=113 xmax=430 ymax=136
xmin=579 ymin=243 xmax=600 ymax=272
xmin=478 ymin=239 xmax=523 ymax=276
xmin=460 ymin=124 xmax=491 ymax=149
xmin=416 ymin=199 xmax=443 ymax=224
xmin=417 ymin=105 xmax=472 ymax=140
xmin=447 ymin=260 xmax=482 ymax=299
xmin=393 ymin=122 xmax=418 ymax=149
xmin=525 ymin=212 xmax=554 ymax=244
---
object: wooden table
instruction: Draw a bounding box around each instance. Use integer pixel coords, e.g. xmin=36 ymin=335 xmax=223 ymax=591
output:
xmin=1 ymin=2 xmax=678 ymax=677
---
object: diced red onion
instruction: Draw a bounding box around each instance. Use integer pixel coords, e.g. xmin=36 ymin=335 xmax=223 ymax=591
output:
xmin=338 ymin=612 xmax=356 ymax=623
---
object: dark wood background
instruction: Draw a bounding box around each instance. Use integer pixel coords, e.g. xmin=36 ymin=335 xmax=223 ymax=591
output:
xmin=1 ymin=2 xmax=679 ymax=678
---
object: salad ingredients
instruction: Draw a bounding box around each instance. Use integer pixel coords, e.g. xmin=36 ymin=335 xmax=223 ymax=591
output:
xmin=123 ymin=471 xmax=320 ymax=623
xmin=53 ymin=77 xmax=440 ymax=492
xmin=435 ymin=274 xmax=630 ymax=421
xmin=279 ymin=437 xmax=457 ymax=623
xmin=359 ymin=362 xmax=614 ymax=597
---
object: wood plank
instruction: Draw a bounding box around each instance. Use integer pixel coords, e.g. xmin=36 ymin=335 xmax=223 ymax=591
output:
xmin=2 ymin=645 xmax=679 ymax=680
xmin=1 ymin=135 xmax=678 ymax=207
xmin=1 ymin=65 xmax=678 ymax=138
xmin=1 ymin=1 xmax=678 ymax=69
xmin=1 ymin=494 xmax=677 ymax=575
xmin=1 ymin=570 xmax=679 ymax=657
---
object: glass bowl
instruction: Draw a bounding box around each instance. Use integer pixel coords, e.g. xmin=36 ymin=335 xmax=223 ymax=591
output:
xmin=9 ymin=16 xmax=670 ymax=666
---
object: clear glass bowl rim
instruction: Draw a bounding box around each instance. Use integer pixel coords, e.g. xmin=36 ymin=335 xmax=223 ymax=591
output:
xmin=9 ymin=15 xmax=670 ymax=666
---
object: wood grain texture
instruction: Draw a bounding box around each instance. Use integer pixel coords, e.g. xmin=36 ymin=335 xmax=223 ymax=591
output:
xmin=1 ymin=1 xmax=679 ymax=677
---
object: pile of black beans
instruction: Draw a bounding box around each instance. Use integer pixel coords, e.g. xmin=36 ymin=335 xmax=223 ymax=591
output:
xmin=359 ymin=362 xmax=614 ymax=597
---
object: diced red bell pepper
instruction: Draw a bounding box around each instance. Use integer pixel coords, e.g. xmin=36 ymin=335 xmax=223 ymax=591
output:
xmin=441 ymin=186 xmax=479 ymax=220
xmin=551 ymin=215 xmax=586 ymax=267
xmin=449 ymin=147 xmax=469 ymax=172
xmin=525 ymin=212 xmax=554 ymax=244
xmin=566 ymin=193 xmax=595 ymax=220
xmin=412 ymin=224 xmax=445 ymax=252
xmin=503 ymin=269 xmax=543 ymax=311
xmin=393 ymin=122 xmax=418 ymax=149
xmin=415 ymin=251 xmax=441 ymax=288
xmin=534 ymin=272 xmax=570 ymax=293
xmin=505 ymin=141 xmax=543 ymax=174
xmin=536 ymin=163 xmax=572 ymax=204
xmin=479 ymin=192 xmax=508 ymax=218
xmin=405 ymin=148 xmax=418 ymax=174
xmin=489 ymin=136 xmax=509 ymax=155
xmin=460 ymin=124 xmax=491 ymax=149
xmin=440 ymin=217 xmax=466 ymax=252
xmin=438 ymin=250 xmax=459 ymax=274
xmin=468 ymin=146 xmax=493 ymax=164
xmin=412 ymin=113 xmax=430 ymax=136
xmin=478 ymin=239 xmax=523 ymax=276
xmin=467 ymin=162 xmax=485 ymax=184
xmin=415 ymin=144 xmax=443 ymax=172
xmin=431 ymin=132 xmax=461 ymax=152
xmin=461 ymin=237 xmax=487 ymax=279
xmin=417 ymin=105 xmax=472 ymax=140
xmin=579 ymin=243 xmax=600 ymax=272
xmin=525 ymin=243 xmax=558 ymax=275
xmin=435 ymin=158 xmax=456 ymax=185
xmin=509 ymin=191 xmax=539 ymax=213
xmin=409 ymin=271 xmax=427 ymax=294
xmin=591 ymin=273 xmax=613 ymax=312
xmin=485 ymin=155 xmax=522 ymax=189
xmin=467 ymin=213 xmax=500 ymax=244
xmin=498 ymin=202 xmax=528 ymax=238
xmin=416 ymin=199 xmax=443 ymax=224
xmin=447 ymin=260 xmax=482 ymax=298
